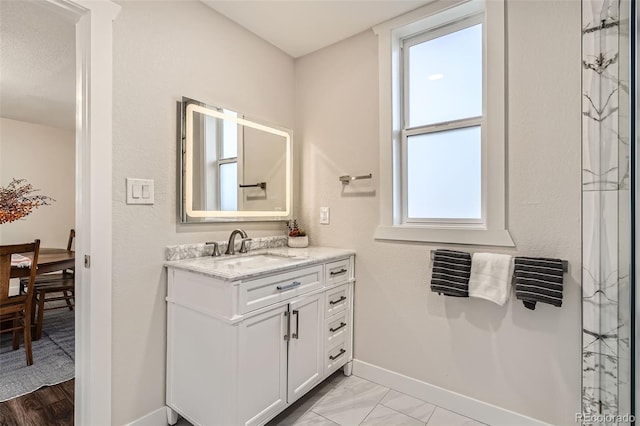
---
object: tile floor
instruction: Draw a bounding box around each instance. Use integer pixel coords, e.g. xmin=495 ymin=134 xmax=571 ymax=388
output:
xmin=176 ymin=371 xmax=487 ymax=426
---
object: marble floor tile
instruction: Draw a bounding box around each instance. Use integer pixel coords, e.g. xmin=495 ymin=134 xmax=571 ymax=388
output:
xmin=310 ymin=375 xmax=390 ymax=426
xmin=426 ymin=407 xmax=485 ymax=426
xmin=172 ymin=374 xmax=489 ymax=426
xmin=380 ymin=389 xmax=436 ymax=422
xmin=360 ymin=404 xmax=426 ymax=426
xmin=268 ymin=373 xmax=348 ymax=425
xmin=283 ymin=411 xmax=341 ymax=426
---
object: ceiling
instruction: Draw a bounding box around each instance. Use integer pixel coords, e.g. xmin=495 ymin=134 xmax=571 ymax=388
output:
xmin=0 ymin=0 xmax=430 ymax=131
xmin=0 ymin=0 xmax=76 ymax=130
xmin=201 ymin=0 xmax=430 ymax=58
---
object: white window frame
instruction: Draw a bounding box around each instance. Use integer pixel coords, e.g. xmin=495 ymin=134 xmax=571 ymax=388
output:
xmin=402 ymin=13 xmax=484 ymax=225
xmin=373 ymin=0 xmax=514 ymax=247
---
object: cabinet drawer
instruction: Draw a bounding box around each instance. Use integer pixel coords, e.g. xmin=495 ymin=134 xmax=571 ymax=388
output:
xmin=326 ymin=259 xmax=350 ymax=287
xmin=325 ymin=310 xmax=349 ymax=346
xmin=239 ymin=266 xmax=323 ymax=314
xmin=325 ymin=284 xmax=349 ymax=316
xmin=325 ymin=339 xmax=350 ymax=376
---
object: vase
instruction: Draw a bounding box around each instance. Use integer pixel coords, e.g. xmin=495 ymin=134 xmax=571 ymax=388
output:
xmin=288 ymin=236 xmax=309 ymax=248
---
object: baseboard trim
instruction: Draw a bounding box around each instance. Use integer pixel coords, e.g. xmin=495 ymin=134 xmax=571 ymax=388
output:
xmin=126 ymin=407 xmax=167 ymax=426
xmin=352 ymin=359 xmax=550 ymax=426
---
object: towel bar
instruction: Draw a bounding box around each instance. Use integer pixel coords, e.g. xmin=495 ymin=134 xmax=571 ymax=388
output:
xmin=429 ymin=250 xmax=568 ymax=273
xmin=239 ymin=182 xmax=266 ymax=190
xmin=339 ymin=173 xmax=372 ymax=184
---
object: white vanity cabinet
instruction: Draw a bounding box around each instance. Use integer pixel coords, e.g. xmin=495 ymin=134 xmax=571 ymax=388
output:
xmin=165 ymin=249 xmax=355 ymax=426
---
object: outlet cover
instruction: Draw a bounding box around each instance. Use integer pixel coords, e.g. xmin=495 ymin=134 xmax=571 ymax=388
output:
xmin=320 ymin=207 xmax=330 ymax=224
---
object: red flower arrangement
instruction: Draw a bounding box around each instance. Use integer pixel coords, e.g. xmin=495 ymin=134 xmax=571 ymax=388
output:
xmin=0 ymin=178 xmax=55 ymax=224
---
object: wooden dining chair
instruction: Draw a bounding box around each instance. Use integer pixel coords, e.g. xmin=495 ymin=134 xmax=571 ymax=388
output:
xmin=28 ymin=230 xmax=75 ymax=340
xmin=0 ymin=239 xmax=40 ymax=366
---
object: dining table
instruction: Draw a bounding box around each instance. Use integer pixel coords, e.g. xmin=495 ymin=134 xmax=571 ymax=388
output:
xmin=7 ymin=248 xmax=75 ymax=341
xmin=10 ymin=248 xmax=75 ymax=279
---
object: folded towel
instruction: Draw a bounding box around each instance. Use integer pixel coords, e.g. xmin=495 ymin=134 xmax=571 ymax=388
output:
xmin=430 ymin=249 xmax=471 ymax=297
xmin=514 ymin=257 xmax=564 ymax=310
xmin=468 ymin=253 xmax=514 ymax=305
xmin=10 ymin=254 xmax=31 ymax=268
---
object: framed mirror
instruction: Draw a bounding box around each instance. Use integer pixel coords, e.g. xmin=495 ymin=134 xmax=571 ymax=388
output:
xmin=178 ymin=97 xmax=293 ymax=222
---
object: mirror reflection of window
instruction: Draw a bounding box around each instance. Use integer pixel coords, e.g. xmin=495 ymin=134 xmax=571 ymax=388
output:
xmin=222 ymin=110 xmax=238 ymax=158
xmin=203 ymin=110 xmax=239 ymax=211
xmin=220 ymin=162 xmax=237 ymax=211
xmin=204 ymin=114 xmax=217 ymax=210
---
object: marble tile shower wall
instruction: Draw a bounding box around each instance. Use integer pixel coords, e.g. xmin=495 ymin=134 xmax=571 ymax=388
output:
xmin=582 ymin=0 xmax=631 ymax=421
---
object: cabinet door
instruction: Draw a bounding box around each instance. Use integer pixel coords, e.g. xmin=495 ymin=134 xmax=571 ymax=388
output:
xmin=287 ymin=292 xmax=324 ymax=403
xmin=238 ymin=304 xmax=288 ymax=426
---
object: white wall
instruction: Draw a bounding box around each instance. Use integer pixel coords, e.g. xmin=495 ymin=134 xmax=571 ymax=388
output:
xmin=295 ymin=1 xmax=581 ymax=424
xmin=0 ymin=117 xmax=75 ymax=247
xmin=111 ymin=1 xmax=295 ymax=423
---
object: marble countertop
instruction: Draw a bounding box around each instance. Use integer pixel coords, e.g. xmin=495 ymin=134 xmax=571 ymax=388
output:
xmin=164 ymin=246 xmax=355 ymax=281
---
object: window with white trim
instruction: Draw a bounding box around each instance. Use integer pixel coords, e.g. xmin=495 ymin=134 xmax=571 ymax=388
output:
xmin=373 ymin=0 xmax=513 ymax=246
xmin=403 ymin=15 xmax=483 ymax=224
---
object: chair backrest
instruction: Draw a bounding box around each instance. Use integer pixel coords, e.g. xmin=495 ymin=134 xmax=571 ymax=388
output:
xmin=67 ymin=229 xmax=75 ymax=251
xmin=0 ymin=240 xmax=40 ymax=306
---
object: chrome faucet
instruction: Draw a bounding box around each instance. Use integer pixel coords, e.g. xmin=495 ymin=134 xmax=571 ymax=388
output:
xmin=206 ymin=241 xmax=221 ymax=257
xmin=225 ymin=229 xmax=249 ymax=255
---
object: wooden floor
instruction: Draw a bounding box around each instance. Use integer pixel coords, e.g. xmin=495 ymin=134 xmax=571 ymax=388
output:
xmin=0 ymin=379 xmax=73 ymax=426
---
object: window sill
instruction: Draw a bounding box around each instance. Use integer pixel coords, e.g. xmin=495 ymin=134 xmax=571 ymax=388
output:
xmin=374 ymin=225 xmax=515 ymax=247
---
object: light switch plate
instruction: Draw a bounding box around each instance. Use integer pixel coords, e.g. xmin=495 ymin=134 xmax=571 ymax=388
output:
xmin=127 ymin=178 xmax=154 ymax=205
xmin=320 ymin=207 xmax=330 ymax=224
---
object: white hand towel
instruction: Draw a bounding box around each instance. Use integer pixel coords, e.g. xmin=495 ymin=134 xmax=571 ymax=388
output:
xmin=468 ymin=253 xmax=514 ymax=305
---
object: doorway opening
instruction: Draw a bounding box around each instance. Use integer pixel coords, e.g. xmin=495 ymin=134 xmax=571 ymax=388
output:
xmin=0 ymin=0 xmax=118 ymax=424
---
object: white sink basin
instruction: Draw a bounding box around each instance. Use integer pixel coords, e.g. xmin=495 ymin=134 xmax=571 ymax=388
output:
xmin=214 ymin=253 xmax=297 ymax=269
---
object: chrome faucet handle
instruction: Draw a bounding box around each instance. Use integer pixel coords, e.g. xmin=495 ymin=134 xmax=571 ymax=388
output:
xmin=206 ymin=241 xmax=221 ymax=257
xmin=239 ymin=238 xmax=252 ymax=254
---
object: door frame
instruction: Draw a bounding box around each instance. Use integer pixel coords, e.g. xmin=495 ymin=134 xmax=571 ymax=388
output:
xmin=41 ymin=0 xmax=120 ymax=424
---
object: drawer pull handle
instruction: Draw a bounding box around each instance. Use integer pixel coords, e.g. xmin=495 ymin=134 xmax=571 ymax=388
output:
xmin=329 ymin=296 xmax=347 ymax=305
xmin=329 ymin=322 xmax=347 ymax=333
xmin=330 ymin=268 xmax=348 ymax=277
xmin=292 ymin=310 xmax=299 ymax=339
xmin=329 ymin=348 xmax=346 ymax=361
xmin=277 ymin=281 xmax=301 ymax=291
xmin=284 ymin=311 xmax=290 ymax=341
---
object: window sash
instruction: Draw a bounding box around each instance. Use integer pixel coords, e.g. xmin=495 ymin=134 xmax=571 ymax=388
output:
xmin=400 ymin=15 xmax=485 ymax=226
xmin=401 ymin=13 xmax=483 ymax=130
xmin=401 ymin=118 xmax=484 ymax=225
xmin=402 ymin=13 xmax=483 ymax=50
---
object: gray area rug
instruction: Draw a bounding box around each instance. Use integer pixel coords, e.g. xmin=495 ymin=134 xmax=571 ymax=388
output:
xmin=0 ymin=307 xmax=74 ymax=402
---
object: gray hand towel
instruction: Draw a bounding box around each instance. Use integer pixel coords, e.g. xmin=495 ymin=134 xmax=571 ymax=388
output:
xmin=514 ymin=257 xmax=564 ymax=310
xmin=430 ymin=249 xmax=471 ymax=297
